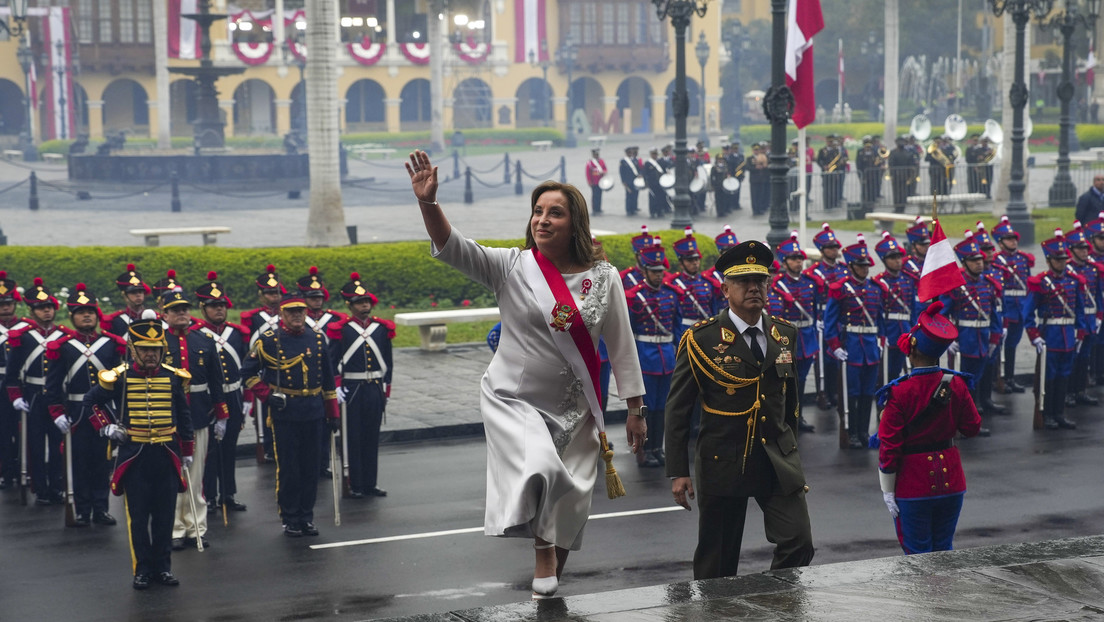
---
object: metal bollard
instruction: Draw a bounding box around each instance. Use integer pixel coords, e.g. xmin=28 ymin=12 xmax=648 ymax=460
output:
xmin=170 ymin=171 xmax=181 ymax=212
xmin=452 ymin=149 xmax=460 ymax=180
xmin=346 ymin=225 xmax=358 ymax=245
xmin=559 ymin=156 xmax=567 ymax=183
xmin=515 ymin=161 xmax=523 ymax=195
xmin=28 ymin=172 xmax=39 ymax=211
xmin=503 ymin=153 xmax=511 ymax=184
xmin=464 ymin=167 xmax=474 ymax=204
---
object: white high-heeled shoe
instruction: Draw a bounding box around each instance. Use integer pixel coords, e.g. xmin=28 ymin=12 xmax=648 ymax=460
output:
xmin=532 ymin=543 xmax=558 ymax=599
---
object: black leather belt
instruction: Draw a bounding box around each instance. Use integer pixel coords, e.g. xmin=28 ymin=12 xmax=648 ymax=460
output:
xmin=902 ymin=439 xmax=953 ymax=454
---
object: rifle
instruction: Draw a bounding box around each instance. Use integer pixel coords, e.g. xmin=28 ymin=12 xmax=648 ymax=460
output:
xmin=1033 ymin=343 xmax=1046 ymax=430
xmin=816 ymin=327 xmax=830 ymax=410
xmin=838 ymin=360 xmax=849 ymax=449
xmin=216 ymin=437 xmax=228 ymax=527
xmin=64 ymin=429 xmax=78 ymax=527
xmin=995 ymin=340 xmax=1006 ymax=394
xmin=19 ymin=409 xmax=28 ymax=505
xmin=340 ymin=401 xmax=351 ymax=498
xmin=330 ymin=431 xmax=341 ymax=527
xmin=254 ymin=398 xmax=265 ymax=464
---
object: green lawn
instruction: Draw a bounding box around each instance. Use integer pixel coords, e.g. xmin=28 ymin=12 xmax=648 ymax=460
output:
xmin=803 ymin=207 xmax=1077 ymax=237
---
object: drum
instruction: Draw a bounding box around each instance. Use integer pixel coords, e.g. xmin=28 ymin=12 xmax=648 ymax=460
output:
xmin=722 ymin=177 xmax=740 ymax=194
xmin=598 ymin=175 xmax=615 ymax=191
xmin=689 ymin=177 xmax=705 ymax=193
xmin=633 ymin=176 xmax=646 ymax=190
xmin=659 ymin=172 xmax=675 ymax=188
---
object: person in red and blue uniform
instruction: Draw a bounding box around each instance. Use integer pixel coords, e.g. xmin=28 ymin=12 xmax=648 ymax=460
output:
xmin=708 ymin=226 xmax=740 ymax=312
xmin=971 ymin=223 xmax=1008 ymax=415
xmin=102 ymin=263 xmax=152 ymax=339
xmin=990 ymin=215 xmax=1033 ymax=393
xmin=620 ymin=226 xmax=655 ymax=291
xmin=1064 ymin=223 xmax=1102 ymax=408
xmin=1025 ymin=229 xmax=1091 ymax=430
xmin=902 ymin=217 xmax=931 ymax=315
xmin=876 ymin=301 xmax=982 ymax=555
xmin=771 ymin=232 xmax=819 ymax=433
xmin=807 ymin=223 xmax=847 ymax=410
xmin=627 ymin=242 xmax=681 ymax=468
xmin=0 ymin=272 xmax=28 ymax=490
xmin=939 ymin=232 xmax=1004 ymax=420
xmin=240 ymin=264 xmax=287 ymax=461
xmin=668 ymin=228 xmax=722 ymax=343
xmin=873 ymin=231 xmax=918 ymax=381
xmin=1086 ymin=212 xmax=1104 ymax=384
xmin=825 ymin=234 xmax=886 ymax=449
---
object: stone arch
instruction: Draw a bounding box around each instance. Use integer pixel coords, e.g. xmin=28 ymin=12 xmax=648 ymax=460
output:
xmin=616 ymin=77 xmax=653 ymax=134
xmin=345 ymin=79 xmax=386 ymax=131
xmin=570 ymin=76 xmax=605 ymax=132
xmin=290 ymin=81 xmax=307 ymax=134
xmin=169 ymin=80 xmax=197 ymax=137
xmin=399 ymin=79 xmax=431 ymax=130
xmin=452 ymin=77 xmax=492 ymax=129
xmin=232 ymin=79 xmax=276 ymax=135
xmin=102 ymin=78 xmax=150 ymax=136
xmin=71 ymin=82 xmax=90 ymax=136
xmin=515 ymin=77 xmax=553 ymax=128
xmin=0 ymin=78 xmax=25 ymax=136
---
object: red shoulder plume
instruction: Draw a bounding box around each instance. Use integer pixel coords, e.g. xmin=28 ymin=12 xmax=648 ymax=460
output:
xmin=126 ymin=263 xmax=136 ymax=271
xmin=76 ymin=283 xmax=86 ymax=291
xmin=309 ymin=266 xmax=319 ymax=275
xmin=34 ymin=277 xmax=43 ymax=286
xmin=0 ymin=271 xmax=6 ymax=279
xmin=350 ymin=272 xmax=360 ymax=281
xmin=207 ymin=271 xmax=218 ymax=281
xmin=167 ymin=269 xmax=176 ymax=278
xmin=266 ymin=264 xmax=276 ymax=272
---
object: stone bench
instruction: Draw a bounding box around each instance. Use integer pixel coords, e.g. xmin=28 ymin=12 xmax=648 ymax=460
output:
xmin=530 ymin=140 xmax=553 ymax=151
xmin=41 ymin=153 xmax=64 ymax=162
xmin=866 ymin=212 xmax=930 ymax=233
xmin=129 ymin=226 xmax=231 ymax=247
xmin=349 ymin=146 xmax=397 ymax=159
xmin=906 ymin=193 xmax=988 ymax=214
xmin=394 ymin=307 xmax=501 ymax=351
xmin=3 ymin=150 xmax=22 ymax=161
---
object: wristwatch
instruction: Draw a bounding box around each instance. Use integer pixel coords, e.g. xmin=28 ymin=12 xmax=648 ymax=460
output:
xmin=628 ymin=406 xmax=649 ymax=418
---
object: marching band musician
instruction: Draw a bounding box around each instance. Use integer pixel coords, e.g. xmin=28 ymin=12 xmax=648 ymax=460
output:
xmin=710 ymin=157 xmax=731 ymax=217
xmin=888 ymin=137 xmax=916 ymax=213
xmin=749 ymin=142 xmax=770 ymax=215
xmin=872 ymin=135 xmax=888 ymax=199
xmin=667 ymin=228 xmax=722 ymax=344
xmin=965 ymin=134 xmax=982 ymax=195
xmin=585 ymin=148 xmax=608 ymax=216
xmin=690 ymin=141 xmax=711 ymax=214
xmin=873 ymin=232 xmax=918 ymax=381
xmin=619 ymin=146 xmax=643 ymax=217
xmin=1064 ymin=223 xmax=1102 ymax=408
xmin=978 ymin=137 xmax=996 ymax=198
xmin=728 ymin=141 xmax=746 ymax=212
xmin=856 ymin=136 xmax=879 ymax=207
xmin=771 ymin=232 xmax=820 ymax=433
xmin=925 ymin=135 xmax=956 ymax=196
xmin=643 ymin=147 xmax=669 ymax=219
xmin=990 ymin=216 xmax=1033 ymax=394
xmin=817 ymin=135 xmax=846 ymax=210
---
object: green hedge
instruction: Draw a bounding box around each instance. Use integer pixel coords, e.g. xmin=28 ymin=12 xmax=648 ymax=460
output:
xmin=3 ymin=229 xmax=686 ymax=312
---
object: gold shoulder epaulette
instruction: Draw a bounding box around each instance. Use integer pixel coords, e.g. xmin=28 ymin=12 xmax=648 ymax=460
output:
xmin=772 ymin=315 xmax=793 ymax=327
xmin=162 ymin=363 xmax=192 ymax=380
xmin=693 ymin=316 xmax=717 ymax=330
xmin=97 ymin=363 xmax=127 ymax=389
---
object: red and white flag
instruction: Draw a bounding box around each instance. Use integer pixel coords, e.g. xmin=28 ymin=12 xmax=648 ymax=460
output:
xmin=784 ymin=0 xmax=824 ymax=129
xmin=43 ymin=7 xmax=74 ymax=140
xmin=168 ymin=0 xmax=199 ymax=60
xmin=837 ymin=39 xmax=845 ymax=95
xmin=1086 ymin=39 xmax=1096 ymax=86
xmin=514 ymin=0 xmax=548 ymax=63
xmin=917 ymin=220 xmax=965 ymax=302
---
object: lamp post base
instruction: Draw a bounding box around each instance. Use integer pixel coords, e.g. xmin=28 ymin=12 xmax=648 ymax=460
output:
xmin=1006 ymin=208 xmax=1036 ymax=246
xmin=19 ymin=133 xmax=37 ymax=162
xmin=1048 ymin=178 xmax=1077 ymax=207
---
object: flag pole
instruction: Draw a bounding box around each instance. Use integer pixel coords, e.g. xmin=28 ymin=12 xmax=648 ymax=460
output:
xmin=837 ymin=38 xmax=843 ymax=117
xmin=799 ymin=126 xmax=808 ymax=247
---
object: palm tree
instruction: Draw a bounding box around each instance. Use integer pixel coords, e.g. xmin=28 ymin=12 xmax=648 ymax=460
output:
xmin=305 ymin=0 xmax=349 ymax=246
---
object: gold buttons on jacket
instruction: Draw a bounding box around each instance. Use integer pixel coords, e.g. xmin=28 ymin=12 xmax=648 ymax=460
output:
xmin=929 ymin=471 xmax=935 ymax=476
xmin=760 ymin=438 xmax=766 ymax=444
xmin=803 ymin=485 xmax=810 ymax=493
xmin=760 ymin=416 xmax=766 ymax=422
xmin=927 ymin=456 xmax=933 ymax=461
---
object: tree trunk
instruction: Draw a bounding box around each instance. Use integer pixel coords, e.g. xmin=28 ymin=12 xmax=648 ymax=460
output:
xmin=153 ymin=0 xmax=171 ymax=149
xmin=883 ymin=0 xmax=899 ymax=144
xmin=305 ymin=0 xmax=349 ymax=247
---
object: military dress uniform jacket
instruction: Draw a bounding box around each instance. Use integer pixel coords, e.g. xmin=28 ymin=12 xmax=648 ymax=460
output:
xmin=993 ymin=250 xmax=1034 ymax=324
xmin=620 ymin=266 xmax=646 ymax=291
xmin=326 ymin=316 xmax=395 ymax=392
xmin=1024 ymin=271 xmax=1091 ymax=352
xmin=627 ymin=281 xmax=682 ymax=375
xmin=81 ymin=362 xmax=196 ymax=495
xmin=44 ymin=327 xmax=127 ymax=425
xmin=102 ymin=308 xmax=145 ymax=339
xmin=825 ymin=277 xmax=887 ymax=365
xmin=666 ymin=312 xmax=806 ymax=498
xmin=939 ymin=271 xmax=1004 ymax=359
xmin=668 ymin=272 xmax=721 ymax=340
xmin=874 ymin=271 xmax=919 ymax=344
xmin=4 ymin=323 xmax=65 ymax=404
xmin=769 ymin=273 xmax=820 ymax=360
xmin=241 ymin=326 xmax=339 ymax=422
xmin=194 ymin=319 xmax=249 ymax=400
xmin=164 ymin=329 xmax=229 ymax=429
xmin=1068 ymin=262 xmax=1104 ymax=332
xmin=307 ymin=310 xmax=348 ymax=344
xmin=240 ymin=306 xmax=282 ymax=348
xmin=0 ymin=317 xmax=30 ymax=392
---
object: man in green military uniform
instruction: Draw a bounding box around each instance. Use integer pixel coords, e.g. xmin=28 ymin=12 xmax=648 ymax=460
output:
xmin=665 ymin=240 xmax=815 ymax=580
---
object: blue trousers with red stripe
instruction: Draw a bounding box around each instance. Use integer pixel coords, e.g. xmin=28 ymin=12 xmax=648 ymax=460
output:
xmin=893 ymin=493 xmax=964 ymax=555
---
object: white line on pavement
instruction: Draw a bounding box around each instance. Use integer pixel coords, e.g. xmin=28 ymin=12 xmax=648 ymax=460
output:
xmin=310 ymin=505 xmax=684 ymax=550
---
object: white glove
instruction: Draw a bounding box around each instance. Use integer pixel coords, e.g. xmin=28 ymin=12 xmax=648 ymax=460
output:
xmin=832 ymin=347 xmax=848 ymax=362
xmin=816 ymin=320 xmax=825 ymax=332
xmin=337 ymin=386 xmax=348 ymax=404
xmin=882 ymin=491 xmax=900 ymax=518
xmin=12 ymin=397 xmax=29 ymax=412
xmin=1032 ymin=337 xmax=1045 ymax=353
xmin=242 ymin=401 xmax=254 ymax=418
xmin=987 ymin=342 xmax=999 ymax=357
xmin=102 ymin=424 xmax=126 ymax=442
xmin=946 ymin=341 xmax=960 ymax=356
xmin=214 ymin=419 xmax=227 ymax=441
xmin=54 ymin=416 xmax=71 ymax=434
xmin=182 ymin=455 xmax=193 ymax=469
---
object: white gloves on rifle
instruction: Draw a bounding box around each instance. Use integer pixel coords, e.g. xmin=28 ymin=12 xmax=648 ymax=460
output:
xmin=337 ymin=386 xmax=348 ymax=404
xmin=242 ymin=401 xmax=254 ymax=418
xmin=879 ymin=471 xmax=899 ymax=518
xmin=816 ymin=320 xmax=825 ymax=332
xmin=214 ymin=419 xmax=227 ymax=441
xmin=102 ymin=424 xmax=126 ymax=442
xmin=946 ymin=341 xmax=960 ymax=356
xmin=1032 ymin=337 xmax=1045 ymax=353
xmin=882 ymin=492 xmax=900 ymax=518
xmin=182 ymin=455 xmax=193 ymax=469
xmin=54 ymin=416 xmax=71 ymax=434
xmin=987 ymin=342 xmax=999 ymax=357
xmin=832 ymin=347 xmax=848 ymax=362
xmin=12 ymin=397 xmax=29 ymax=412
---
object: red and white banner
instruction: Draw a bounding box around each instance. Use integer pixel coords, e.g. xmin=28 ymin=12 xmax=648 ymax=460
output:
xmin=230 ymin=10 xmax=274 ymax=66
xmin=784 ymin=0 xmax=823 ymax=129
xmin=168 ymin=0 xmax=199 ymax=60
xmin=286 ymin=10 xmax=307 ymax=62
xmin=43 ymin=7 xmax=75 ymax=141
xmin=455 ymin=36 xmax=489 ymax=64
xmin=917 ymin=220 xmax=966 ymax=302
xmin=400 ymin=42 xmax=430 ymax=65
xmin=347 ymin=35 xmax=386 ymax=66
xmin=514 ymin=0 xmax=548 ymax=64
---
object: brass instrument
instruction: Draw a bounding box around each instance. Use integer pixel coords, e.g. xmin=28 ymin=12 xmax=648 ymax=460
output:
xmin=876 ymin=146 xmax=890 ymax=180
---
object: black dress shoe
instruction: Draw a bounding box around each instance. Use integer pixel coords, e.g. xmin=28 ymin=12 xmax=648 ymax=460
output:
xmin=35 ymin=495 xmax=54 ymax=506
xmin=320 ymin=468 xmax=333 ymax=479
xmin=976 ymin=427 xmax=992 ymax=437
xmin=283 ymin=524 xmax=303 ymax=537
xmin=93 ymin=511 xmax=117 ymax=526
xmin=1056 ymin=417 xmax=1078 ymax=430
xmin=1065 ymin=395 xmax=1078 ymax=408
xmin=642 ymin=453 xmax=661 ymax=468
xmin=0 ymin=477 xmax=11 ymax=489
xmin=171 ymin=538 xmax=186 ymax=551
xmin=1003 ymin=379 xmax=1026 ymax=393
xmin=798 ymin=421 xmax=816 ymax=433
xmin=71 ymin=514 xmax=91 ymax=527
xmin=1075 ymin=393 xmax=1099 ymax=406
xmin=207 ymin=502 xmax=217 ymax=514
xmin=155 ymin=572 xmax=180 ymax=586
xmin=981 ymin=401 xmax=1007 ymax=415
xmin=222 ymin=497 xmax=247 ymax=512
xmin=848 ymin=435 xmax=865 ymax=449
xmin=1044 ymin=418 xmax=1060 ymax=430
xmin=366 ymin=487 xmax=388 ymax=497
xmin=133 ymin=574 xmax=151 ymax=590
xmin=347 ymin=490 xmax=364 ymax=499
xmin=301 ymin=522 xmax=319 ymax=536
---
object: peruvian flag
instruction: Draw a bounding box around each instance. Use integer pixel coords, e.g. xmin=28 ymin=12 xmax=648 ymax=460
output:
xmin=168 ymin=0 xmax=200 ymax=60
xmin=784 ymin=0 xmax=824 ymax=129
xmin=917 ymin=220 xmax=966 ymax=301
xmin=514 ymin=0 xmax=548 ymax=63
xmin=1086 ymin=40 xmax=1096 ymax=86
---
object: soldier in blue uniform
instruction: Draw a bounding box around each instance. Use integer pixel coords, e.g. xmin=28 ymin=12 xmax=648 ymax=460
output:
xmin=990 ymin=215 xmax=1033 ymax=393
xmin=1064 ymin=223 xmax=1102 ymax=408
xmin=44 ymin=284 xmax=126 ymax=527
xmin=668 ymin=228 xmax=722 ymax=343
xmin=296 ymin=266 xmax=346 ymax=478
xmin=1025 ymin=230 xmax=1091 ymax=430
xmin=873 ymin=231 xmax=918 ymax=381
xmin=194 ymin=272 xmax=250 ymax=514
xmin=825 ymin=235 xmax=886 ymax=449
xmin=5 ymin=278 xmax=66 ymax=505
xmin=83 ymin=313 xmax=194 ymax=589
xmin=771 ymin=232 xmax=819 ymax=433
xmin=242 ymin=292 xmax=340 ymax=537
xmin=151 ymin=269 xmax=184 ymax=299
xmin=806 ymin=223 xmax=847 ymax=410
xmin=970 ymin=223 xmax=1008 ymax=414
xmin=940 ymin=232 xmax=1004 ymax=418
xmin=159 ymin=289 xmax=229 ymax=551
xmin=102 ymin=263 xmax=152 ymax=338
xmin=708 ymin=226 xmax=740 ymax=311
xmin=620 ymin=225 xmax=655 ymax=291
xmin=327 ymin=273 xmax=394 ymax=498
xmin=0 ymin=272 xmax=28 ymax=489
xmin=1087 ymin=213 xmax=1104 ymax=384
xmin=627 ymin=242 xmax=681 ymax=467
xmin=240 ymin=264 xmax=286 ymax=461
xmin=902 ymin=218 xmax=931 ymax=314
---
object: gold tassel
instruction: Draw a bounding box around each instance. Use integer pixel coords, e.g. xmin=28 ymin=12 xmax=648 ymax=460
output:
xmin=600 ymin=432 xmax=626 ymax=499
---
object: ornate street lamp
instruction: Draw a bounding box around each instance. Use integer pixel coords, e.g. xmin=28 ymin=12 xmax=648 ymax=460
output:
xmin=988 ymin=0 xmax=1054 ymax=245
xmin=764 ymin=0 xmax=795 ymax=248
xmin=556 ymin=35 xmax=578 ymax=148
xmin=1045 ymin=0 xmax=1100 ymax=207
xmin=1 ymin=0 xmax=28 ymax=37
xmin=695 ymin=30 xmax=710 ymax=146
xmin=3 ymin=0 xmax=36 ymax=160
xmin=528 ymin=40 xmax=551 ymax=127
xmin=652 ymin=0 xmax=709 ymax=229
xmin=46 ymin=40 xmax=69 ymax=140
